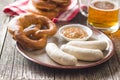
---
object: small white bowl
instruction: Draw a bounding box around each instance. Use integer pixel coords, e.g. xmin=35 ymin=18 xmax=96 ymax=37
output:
xmin=58 ymin=24 xmax=93 ymax=41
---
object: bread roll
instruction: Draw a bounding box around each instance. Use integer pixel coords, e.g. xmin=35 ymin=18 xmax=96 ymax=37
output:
xmin=61 ymin=45 xmax=104 ymax=61
xmin=67 ymin=40 xmax=107 ymax=50
xmin=45 ymin=43 xmax=77 ymax=65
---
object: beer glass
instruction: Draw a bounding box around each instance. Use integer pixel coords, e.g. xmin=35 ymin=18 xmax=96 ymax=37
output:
xmin=77 ymin=0 xmax=120 ymax=33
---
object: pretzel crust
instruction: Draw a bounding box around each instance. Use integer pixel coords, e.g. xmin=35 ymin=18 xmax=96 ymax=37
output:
xmin=8 ymin=14 xmax=57 ymax=50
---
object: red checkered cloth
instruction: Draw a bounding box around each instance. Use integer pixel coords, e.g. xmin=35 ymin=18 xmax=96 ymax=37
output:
xmin=3 ymin=0 xmax=79 ymax=22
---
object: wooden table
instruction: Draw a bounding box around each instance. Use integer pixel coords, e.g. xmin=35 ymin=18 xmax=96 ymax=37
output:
xmin=0 ymin=0 xmax=120 ymax=80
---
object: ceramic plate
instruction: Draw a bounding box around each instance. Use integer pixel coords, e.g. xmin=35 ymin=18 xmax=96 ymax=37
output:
xmin=16 ymin=27 xmax=115 ymax=69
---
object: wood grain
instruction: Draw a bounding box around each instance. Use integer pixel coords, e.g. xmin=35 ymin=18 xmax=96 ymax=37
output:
xmin=0 ymin=0 xmax=120 ymax=80
xmin=0 ymin=0 xmax=14 ymax=54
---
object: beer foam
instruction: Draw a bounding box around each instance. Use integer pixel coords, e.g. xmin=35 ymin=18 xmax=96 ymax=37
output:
xmin=90 ymin=0 xmax=119 ymax=11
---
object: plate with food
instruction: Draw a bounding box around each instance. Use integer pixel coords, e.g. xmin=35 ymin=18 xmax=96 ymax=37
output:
xmin=15 ymin=23 xmax=114 ymax=69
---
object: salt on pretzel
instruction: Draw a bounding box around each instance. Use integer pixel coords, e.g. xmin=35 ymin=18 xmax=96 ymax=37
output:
xmin=8 ymin=14 xmax=57 ymax=50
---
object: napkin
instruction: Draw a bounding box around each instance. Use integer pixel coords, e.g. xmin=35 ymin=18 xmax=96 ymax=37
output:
xmin=3 ymin=0 xmax=79 ymax=22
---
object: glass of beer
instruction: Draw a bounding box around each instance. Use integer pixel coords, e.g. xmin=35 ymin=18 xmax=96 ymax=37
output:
xmin=77 ymin=0 xmax=120 ymax=33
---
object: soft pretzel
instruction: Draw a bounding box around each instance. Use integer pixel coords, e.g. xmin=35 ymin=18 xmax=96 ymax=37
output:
xmin=51 ymin=0 xmax=70 ymax=3
xmin=8 ymin=14 xmax=57 ymax=50
xmin=15 ymin=30 xmax=47 ymax=50
xmin=27 ymin=0 xmax=70 ymax=19
xmin=23 ymin=24 xmax=41 ymax=40
xmin=31 ymin=0 xmax=57 ymax=10
xmin=52 ymin=0 xmax=71 ymax=7
xmin=58 ymin=1 xmax=71 ymax=7
xmin=27 ymin=2 xmax=59 ymax=19
xmin=34 ymin=16 xmax=58 ymax=38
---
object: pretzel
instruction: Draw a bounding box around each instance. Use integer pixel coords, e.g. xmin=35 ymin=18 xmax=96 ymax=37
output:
xmin=31 ymin=0 xmax=57 ymax=10
xmin=8 ymin=14 xmax=57 ymax=50
xmin=23 ymin=24 xmax=41 ymax=40
xmin=51 ymin=0 xmax=70 ymax=4
xmin=34 ymin=15 xmax=58 ymax=38
xmin=27 ymin=2 xmax=59 ymax=19
xmin=57 ymin=1 xmax=71 ymax=7
xmin=27 ymin=0 xmax=70 ymax=19
xmin=15 ymin=29 xmax=47 ymax=50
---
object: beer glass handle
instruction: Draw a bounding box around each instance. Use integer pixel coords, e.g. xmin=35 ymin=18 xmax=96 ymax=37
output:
xmin=77 ymin=0 xmax=88 ymax=17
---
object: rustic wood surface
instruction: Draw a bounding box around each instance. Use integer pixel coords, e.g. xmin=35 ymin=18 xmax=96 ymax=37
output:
xmin=0 ymin=0 xmax=120 ymax=80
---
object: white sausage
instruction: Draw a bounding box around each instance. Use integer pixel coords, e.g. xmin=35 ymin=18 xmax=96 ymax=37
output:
xmin=67 ymin=40 xmax=107 ymax=50
xmin=61 ymin=45 xmax=104 ymax=61
xmin=45 ymin=43 xmax=77 ymax=65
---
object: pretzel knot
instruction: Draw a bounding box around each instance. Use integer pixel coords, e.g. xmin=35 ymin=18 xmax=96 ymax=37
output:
xmin=8 ymin=14 xmax=57 ymax=50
